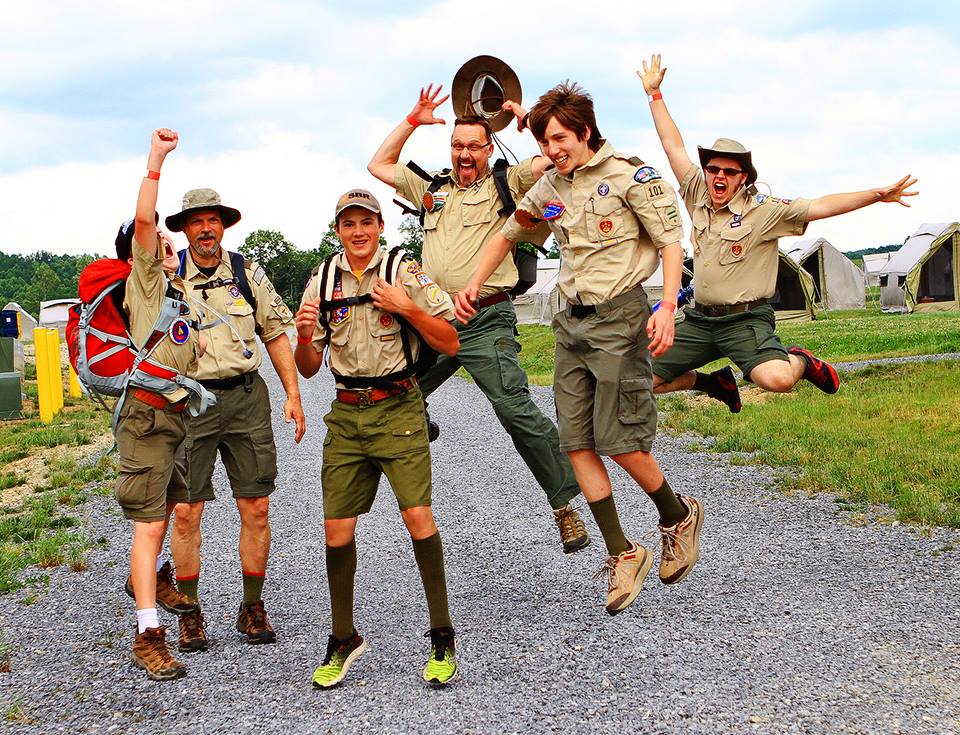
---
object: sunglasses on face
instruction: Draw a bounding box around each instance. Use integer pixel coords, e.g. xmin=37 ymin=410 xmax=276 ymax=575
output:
xmin=705 ymin=165 xmax=744 ymax=177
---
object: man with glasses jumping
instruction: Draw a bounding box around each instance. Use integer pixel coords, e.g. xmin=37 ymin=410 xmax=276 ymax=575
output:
xmin=368 ymin=84 xmax=589 ymax=554
xmin=638 ymin=54 xmax=917 ymax=405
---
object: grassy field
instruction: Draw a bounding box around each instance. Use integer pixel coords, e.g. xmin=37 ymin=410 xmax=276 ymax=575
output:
xmin=516 ymin=308 xmax=960 ymax=528
xmin=0 ymin=362 xmax=113 ymax=594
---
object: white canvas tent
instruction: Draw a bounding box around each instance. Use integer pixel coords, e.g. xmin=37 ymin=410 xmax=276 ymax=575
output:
xmin=862 ymin=253 xmax=892 ymax=287
xmin=880 ymin=222 xmax=959 ymax=312
xmin=38 ymin=298 xmax=80 ymax=336
xmin=786 ymin=238 xmax=865 ymax=310
xmin=513 ymin=259 xmax=562 ymax=325
xmin=2 ymin=302 xmax=39 ymax=342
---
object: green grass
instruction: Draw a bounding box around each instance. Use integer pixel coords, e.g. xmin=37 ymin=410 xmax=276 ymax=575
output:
xmin=659 ymin=362 xmax=960 ymax=527
xmin=515 ymin=308 xmax=960 ymax=527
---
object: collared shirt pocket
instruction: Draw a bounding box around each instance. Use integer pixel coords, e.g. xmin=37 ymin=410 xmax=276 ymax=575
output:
xmin=718 ymin=224 xmax=754 ymax=266
xmin=462 ymin=189 xmax=494 ymax=227
xmin=369 ymin=309 xmax=402 ymax=344
xmin=225 ymin=299 xmax=256 ymax=343
xmin=586 ymin=196 xmax=625 ymax=246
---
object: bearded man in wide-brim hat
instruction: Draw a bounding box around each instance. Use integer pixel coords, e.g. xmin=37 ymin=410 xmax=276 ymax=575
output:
xmin=638 ymin=53 xmax=917 ymax=408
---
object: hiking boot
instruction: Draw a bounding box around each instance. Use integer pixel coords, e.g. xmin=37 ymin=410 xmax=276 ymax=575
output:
xmin=132 ymin=625 xmax=187 ymax=681
xmin=178 ymin=608 xmax=209 ymax=652
xmin=658 ymin=495 xmax=705 ymax=585
xmin=312 ymin=630 xmax=367 ymax=689
xmin=788 ymin=345 xmax=840 ymax=394
xmin=595 ymin=542 xmax=653 ymax=616
xmin=423 ymin=627 xmax=457 ymax=686
xmin=125 ymin=562 xmax=198 ymax=615
xmin=708 ymin=366 xmax=742 ymax=413
xmin=236 ymin=600 xmax=277 ymax=644
xmin=553 ymin=504 xmax=591 ymax=553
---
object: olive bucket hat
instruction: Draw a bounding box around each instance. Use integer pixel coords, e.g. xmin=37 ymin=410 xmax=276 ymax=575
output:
xmin=697 ymin=138 xmax=758 ymax=186
xmin=165 ymin=188 xmax=242 ymax=232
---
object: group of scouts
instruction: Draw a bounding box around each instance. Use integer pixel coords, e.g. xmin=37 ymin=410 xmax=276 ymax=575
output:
xmin=113 ymin=54 xmax=918 ymax=688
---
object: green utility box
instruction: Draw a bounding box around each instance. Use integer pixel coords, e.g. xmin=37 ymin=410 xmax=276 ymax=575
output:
xmin=0 ymin=372 xmax=23 ymax=420
xmin=0 ymin=337 xmax=24 ymax=373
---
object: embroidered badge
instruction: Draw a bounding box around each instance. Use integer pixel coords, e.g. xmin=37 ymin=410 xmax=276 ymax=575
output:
xmin=542 ymin=200 xmax=565 ymax=220
xmin=646 ymin=182 xmax=664 ymax=198
xmin=331 ymin=306 xmax=349 ymax=326
xmin=426 ymin=284 xmax=445 ymax=305
xmin=252 ymin=266 xmax=266 ymax=285
xmin=169 ymin=318 xmax=190 ymax=344
xmin=423 ymin=190 xmax=447 ymax=213
xmin=730 ymin=214 xmax=742 ymax=228
xmin=755 ymin=194 xmax=768 ymax=205
xmin=731 ymin=243 xmax=743 ymax=257
xmin=515 ymin=209 xmax=543 ymax=230
xmin=597 ymin=182 xmax=610 ymax=196
xmin=599 ymin=219 xmax=614 ymax=235
xmin=660 ymin=204 xmax=681 ymax=227
xmin=634 ymin=166 xmax=661 ymax=184
xmin=780 ymin=198 xmax=792 ymax=205
xmin=416 ymin=273 xmax=433 ymax=287
xmin=380 ymin=314 xmax=394 ymax=328
xmin=228 ymin=285 xmax=241 ymax=299
xmin=406 ymin=261 xmax=423 ymax=274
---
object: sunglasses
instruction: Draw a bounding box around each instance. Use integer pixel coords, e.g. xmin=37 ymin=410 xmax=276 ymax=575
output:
xmin=705 ymin=165 xmax=744 ymax=177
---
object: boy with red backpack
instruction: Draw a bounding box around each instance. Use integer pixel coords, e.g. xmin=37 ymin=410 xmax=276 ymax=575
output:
xmin=107 ymin=128 xmax=206 ymax=680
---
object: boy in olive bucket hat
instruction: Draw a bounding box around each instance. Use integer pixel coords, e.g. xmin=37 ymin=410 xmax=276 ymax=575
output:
xmin=638 ymin=54 xmax=917 ymax=407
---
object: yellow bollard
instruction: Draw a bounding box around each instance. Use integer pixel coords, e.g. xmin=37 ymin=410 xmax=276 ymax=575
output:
xmin=46 ymin=328 xmax=64 ymax=413
xmin=68 ymin=364 xmax=83 ymax=398
xmin=34 ymin=327 xmax=54 ymax=423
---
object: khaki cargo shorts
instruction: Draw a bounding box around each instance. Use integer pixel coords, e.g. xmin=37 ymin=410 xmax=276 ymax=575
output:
xmin=321 ymin=387 xmax=432 ymax=519
xmin=115 ymin=396 xmax=188 ymax=522
xmin=552 ymin=287 xmax=658 ymax=456
xmin=651 ymin=304 xmax=789 ymax=382
xmin=172 ymin=373 xmax=278 ymax=503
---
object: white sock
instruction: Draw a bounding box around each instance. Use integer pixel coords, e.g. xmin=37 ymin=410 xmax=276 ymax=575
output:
xmin=136 ymin=607 xmax=160 ymax=634
xmin=156 ymin=553 xmax=165 ymax=573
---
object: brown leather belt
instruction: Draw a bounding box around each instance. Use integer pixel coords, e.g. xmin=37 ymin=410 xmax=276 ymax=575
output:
xmin=694 ymin=298 xmax=768 ymax=317
xmin=336 ymin=377 xmax=417 ymax=406
xmin=476 ymin=291 xmax=510 ymax=309
xmin=131 ymin=388 xmax=188 ymax=413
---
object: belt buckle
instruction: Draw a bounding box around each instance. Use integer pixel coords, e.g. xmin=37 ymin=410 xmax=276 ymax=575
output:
xmin=356 ymin=389 xmax=372 ymax=407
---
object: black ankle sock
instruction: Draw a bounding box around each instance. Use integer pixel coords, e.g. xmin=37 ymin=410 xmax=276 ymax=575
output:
xmin=692 ymin=371 xmax=711 ymax=393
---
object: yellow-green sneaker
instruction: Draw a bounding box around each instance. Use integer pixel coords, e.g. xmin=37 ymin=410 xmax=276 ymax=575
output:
xmin=422 ymin=627 xmax=457 ymax=686
xmin=312 ymin=630 xmax=367 ymax=689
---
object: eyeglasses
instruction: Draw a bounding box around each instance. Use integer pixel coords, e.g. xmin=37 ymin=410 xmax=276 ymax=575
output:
xmin=705 ymin=165 xmax=744 ymax=177
xmin=451 ymin=142 xmax=490 ymax=154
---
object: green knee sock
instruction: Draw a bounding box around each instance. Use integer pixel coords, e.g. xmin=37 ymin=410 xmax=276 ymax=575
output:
xmin=648 ymin=478 xmax=687 ymax=527
xmin=177 ymin=575 xmax=199 ymax=603
xmin=412 ymin=532 xmax=453 ymax=631
xmin=241 ymin=571 xmax=266 ymax=604
xmin=326 ymin=540 xmax=357 ymax=641
xmin=588 ymin=495 xmax=630 ymax=556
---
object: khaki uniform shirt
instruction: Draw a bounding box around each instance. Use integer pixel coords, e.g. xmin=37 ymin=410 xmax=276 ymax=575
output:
xmin=300 ymin=247 xmax=455 ymax=387
xmin=501 ymin=142 xmax=683 ymax=305
xmin=394 ymin=157 xmax=549 ymax=297
xmin=126 ymin=237 xmax=199 ymax=401
xmin=679 ymin=163 xmax=810 ymax=305
xmin=179 ymin=249 xmax=293 ymax=380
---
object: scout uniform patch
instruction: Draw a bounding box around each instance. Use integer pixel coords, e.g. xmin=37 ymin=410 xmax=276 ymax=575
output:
xmin=228 ymin=285 xmax=241 ymax=299
xmin=169 ymin=318 xmax=190 ymax=344
xmin=331 ymin=280 xmax=349 ymax=325
xmin=731 ymin=243 xmax=743 ymax=257
xmin=646 ymin=182 xmax=664 ymax=198
xmin=514 ymin=208 xmax=542 ymax=230
xmin=415 ymin=273 xmax=433 ymax=287
xmin=426 ymin=284 xmax=445 ymax=305
xmin=406 ymin=261 xmax=423 ymax=275
xmin=599 ymin=219 xmax=614 ymax=235
xmin=379 ymin=314 xmax=394 ymax=328
xmin=542 ymin=200 xmax=565 ymax=220
xmin=659 ymin=203 xmax=681 ymax=228
xmin=597 ymin=182 xmax=610 ymax=196
xmin=634 ymin=166 xmax=661 ymax=184
xmin=423 ymin=190 xmax=447 ymax=213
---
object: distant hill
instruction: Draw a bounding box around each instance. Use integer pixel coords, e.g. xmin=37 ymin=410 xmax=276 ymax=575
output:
xmin=844 ymin=243 xmax=901 ymax=268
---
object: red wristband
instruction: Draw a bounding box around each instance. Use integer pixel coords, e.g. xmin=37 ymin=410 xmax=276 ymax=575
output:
xmin=648 ymin=92 xmax=663 ymax=102
xmin=406 ymin=114 xmax=421 ymax=128
xmin=296 ymin=333 xmax=312 ymax=346
xmin=145 ymin=170 xmax=160 ymax=180
xmin=661 ymin=301 xmax=677 ymax=314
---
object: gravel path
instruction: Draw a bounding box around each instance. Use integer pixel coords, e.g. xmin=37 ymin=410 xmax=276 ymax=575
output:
xmin=1 ymin=354 xmax=958 ymax=734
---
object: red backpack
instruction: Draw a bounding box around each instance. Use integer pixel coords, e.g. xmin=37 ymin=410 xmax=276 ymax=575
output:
xmin=66 ymin=259 xmax=214 ymax=425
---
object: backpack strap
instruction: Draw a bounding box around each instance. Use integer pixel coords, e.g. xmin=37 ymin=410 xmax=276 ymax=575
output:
xmin=491 ymin=158 xmax=516 ymax=218
xmin=399 ymin=163 xmax=453 ymax=226
xmin=227 ymin=251 xmax=257 ymax=314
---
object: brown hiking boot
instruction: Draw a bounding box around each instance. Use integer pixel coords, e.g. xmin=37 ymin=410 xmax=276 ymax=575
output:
xmin=236 ymin=600 xmax=276 ymax=644
xmin=178 ymin=608 xmax=209 ymax=653
xmin=553 ymin=504 xmax=591 ymax=553
xmin=595 ymin=541 xmax=653 ymax=616
xmin=658 ymin=495 xmax=705 ymax=585
xmin=132 ymin=625 xmax=187 ymax=681
xmin=125 ymin=561 xmax=198 ymax=615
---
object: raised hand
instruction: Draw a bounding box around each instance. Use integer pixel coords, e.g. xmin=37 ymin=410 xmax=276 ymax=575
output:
xmin=637 ymin=54 xmax=667 ymax=95
xmin=151 ymin=128 xmax=178 ymax=157
xmin=502 ymin=100 xmax=528 ymax=131
xmin=409 ymin=83 xmax=450 ymax=126
xmin=879 ymin=175 xmax=919 ymax=206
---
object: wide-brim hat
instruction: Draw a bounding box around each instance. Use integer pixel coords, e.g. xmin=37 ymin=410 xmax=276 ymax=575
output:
xmin=165 ymin=188 xmax=242 ymax=232
xmin=451 ymin=55 xmax=522 ymax=133
xmin=697 ymin=138 xmax=758 ymax=186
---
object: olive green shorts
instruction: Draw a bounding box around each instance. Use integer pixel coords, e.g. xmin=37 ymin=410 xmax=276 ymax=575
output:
xmin=651 ymin=304 xmax=789 ymax=382
xmin=321 ymin=387 xmax=432 ymax=520
xmin=171 ymin=373 xmax=278 ymax=503
xmin=115 ymin=396 xmax=188 ymax=522
xmin=552 ymin=287 xmax=658 ymax=456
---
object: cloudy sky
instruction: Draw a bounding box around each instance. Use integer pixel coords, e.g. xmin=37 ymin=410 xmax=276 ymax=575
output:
xmin=1 ymin=1 xmax=956 ymax=258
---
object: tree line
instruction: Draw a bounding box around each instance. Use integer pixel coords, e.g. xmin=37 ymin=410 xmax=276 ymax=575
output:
xmin=0 ymin=217 xmax=424 ymax=316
